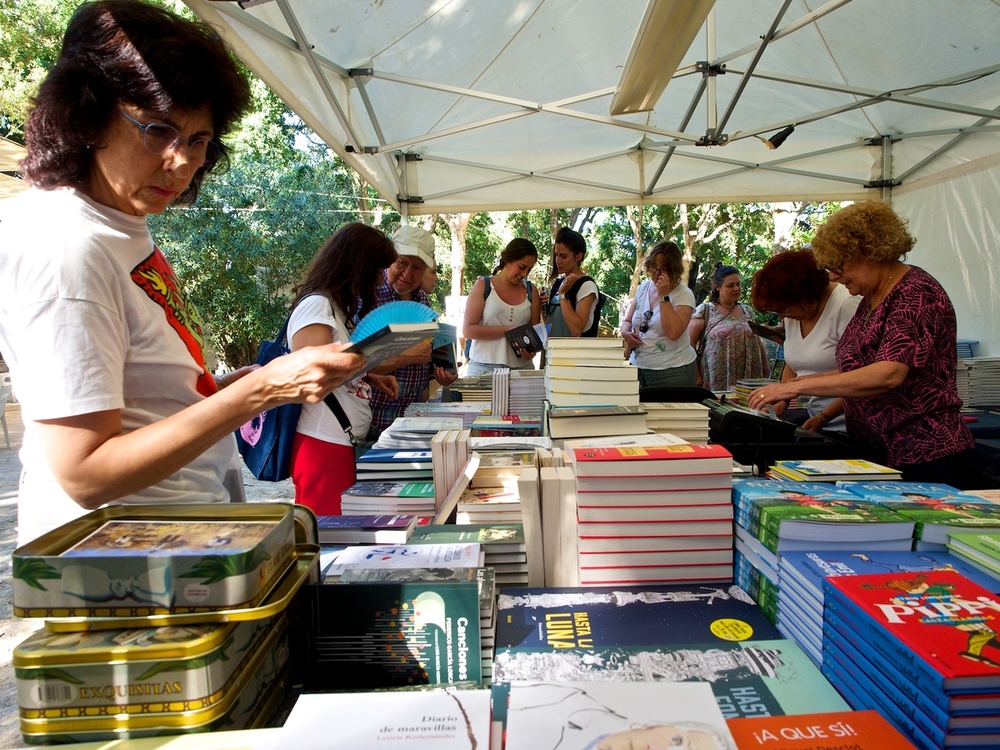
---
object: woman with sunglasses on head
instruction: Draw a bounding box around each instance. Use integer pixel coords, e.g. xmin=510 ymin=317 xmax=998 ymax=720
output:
xmin=750 ymin=249 xmax=860 ymax=431
xmin=750 ymin=201 xmax=978 ymax=487
xmin=688 ymin=263 xmax=768 ymax=392
xmin=621 ymin=241 xmax=697 ymax=387
xmin=0 ymin=0 xmax=365 ymax=545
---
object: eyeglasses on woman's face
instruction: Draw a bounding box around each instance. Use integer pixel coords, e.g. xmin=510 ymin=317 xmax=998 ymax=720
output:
xmin=820 ymin=263 xmax=844 ymax=277
xmin=638 ymin=309 xmax=653 ymax=333
xmin=120 ymin=110 xmax=220 ymax=165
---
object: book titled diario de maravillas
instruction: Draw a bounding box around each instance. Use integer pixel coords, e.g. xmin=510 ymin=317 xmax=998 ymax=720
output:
xmin=824 ymin=569 xmax=1000 ymax=693
xmin=302 ymin=579 xmax=482 ymax=690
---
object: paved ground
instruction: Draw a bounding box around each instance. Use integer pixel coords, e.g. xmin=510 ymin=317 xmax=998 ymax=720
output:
xmin=0 ymin=403 xmax=294 ymax=748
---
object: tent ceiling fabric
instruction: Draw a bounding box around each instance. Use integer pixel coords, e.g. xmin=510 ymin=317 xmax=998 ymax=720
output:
xmin=185 ymin=0 xmax=1000 ymax=215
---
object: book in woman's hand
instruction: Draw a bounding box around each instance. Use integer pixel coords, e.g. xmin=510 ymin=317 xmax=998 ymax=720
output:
xmin=505 ymin=322 xmax=548 ymax=360
xmin=346 ymin=321 xmax=439 ymax=370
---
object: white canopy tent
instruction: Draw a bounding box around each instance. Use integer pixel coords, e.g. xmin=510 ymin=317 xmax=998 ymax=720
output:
xmin=184 ymin=0 xmax=1000 ymax=352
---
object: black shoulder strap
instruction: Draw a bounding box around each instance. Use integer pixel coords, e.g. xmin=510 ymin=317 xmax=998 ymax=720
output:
xmin=324 ymin=392 xmax=362 ymax=446
xmin=482 ymin=276 xmax=491 ymax=300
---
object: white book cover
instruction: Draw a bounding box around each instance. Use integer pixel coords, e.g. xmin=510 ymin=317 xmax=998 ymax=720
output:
xmin=324 ymin=542 xmax=483 ymax=576
xmin=505 ymin=681 xmax=736 ymax=750
xmin=281 ymin=689 xmax=491 ymax=749
xmin=540 ymin=466 xmax=562 ymax=586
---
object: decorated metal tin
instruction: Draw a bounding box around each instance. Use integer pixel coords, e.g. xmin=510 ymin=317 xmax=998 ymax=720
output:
xmin=18 ymin=614 xmax=289 ymax=744
xmin=15 ymin=612 xmax=282 ymax=718
xmin=42 ymin=544 xmax=318 ymax=633
xmin=13 ymin=504 xmax=296 ymax=619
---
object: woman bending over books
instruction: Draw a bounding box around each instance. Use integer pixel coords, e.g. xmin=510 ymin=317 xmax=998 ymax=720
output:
xmin=0 ymin=1 xmax=366 ymax=546
xmin=688 ymin=263 xmax=768 ymax=392
xmin=622 ymin=241 xmax=698 ymax=387
xmin=750 ymin=249 xmax=860 ymax=432
xmin=463 ymin=239 xmax=542 ymax=376
xmin=542 ymin=226 xmax=602 ymax=338
xmin=750 ymin=201 xmax=977 ymax=488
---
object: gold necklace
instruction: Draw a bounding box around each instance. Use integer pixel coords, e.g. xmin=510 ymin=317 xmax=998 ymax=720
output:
xmin=866 ymin=262 xmax=900 ymax=321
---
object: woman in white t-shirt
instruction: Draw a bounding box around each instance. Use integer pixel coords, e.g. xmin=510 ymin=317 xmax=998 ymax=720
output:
xmin=750 ymin=249 xmax=861 ymax=431
xmin=621 ymin=241 xmax=698 ymax=387
xmin=0 ymin=2 xmax=365 ymax=546
xmin=288 ymin=223 xmax=398 ymax=515
xmin=464 ymin=239 xmax=542 ymax=375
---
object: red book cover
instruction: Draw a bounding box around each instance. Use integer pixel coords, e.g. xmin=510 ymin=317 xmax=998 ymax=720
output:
xmin=572 ymin=443 xmax=732 ymax=477
xmin=727 ymin=710 xmax=918 ymax=750
xmin=824 ymin=570 xmax=1000 ymax=692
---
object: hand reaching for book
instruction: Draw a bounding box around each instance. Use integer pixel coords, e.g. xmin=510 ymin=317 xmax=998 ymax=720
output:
xmin=260 ymin=343 xmax=366 ymax=405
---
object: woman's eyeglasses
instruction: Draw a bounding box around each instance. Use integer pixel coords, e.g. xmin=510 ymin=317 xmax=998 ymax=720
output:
xmin=638 ymin=309 xmax=653 ymax=333
xmin=120 ymin=110 xmax=220 ymax=165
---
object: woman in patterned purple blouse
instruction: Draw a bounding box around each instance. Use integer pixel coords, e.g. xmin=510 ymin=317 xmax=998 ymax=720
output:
xmin=749 ymin=201 xmax=977 ymax=488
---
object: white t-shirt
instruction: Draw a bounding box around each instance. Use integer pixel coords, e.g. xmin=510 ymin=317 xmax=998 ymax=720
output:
xmin=0 ymin=187 xmax=232 ymax=545
xmin=468 ymin=280 xmax=534 ymax=369
xmin=288 ymin=294 xmax=372 ymax=445
xmin=783 ymin=283 xmax=861 ymax=430
xmin=628 ymin=280 xmax=697 ymax=370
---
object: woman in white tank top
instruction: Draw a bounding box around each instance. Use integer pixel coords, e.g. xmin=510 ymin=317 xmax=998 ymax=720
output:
xmin=463 ymin=238 xmax=542 ymax=376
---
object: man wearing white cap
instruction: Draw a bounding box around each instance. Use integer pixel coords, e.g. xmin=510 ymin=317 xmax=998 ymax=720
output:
xmin=369 ymin=225 xmax=458 ymax=436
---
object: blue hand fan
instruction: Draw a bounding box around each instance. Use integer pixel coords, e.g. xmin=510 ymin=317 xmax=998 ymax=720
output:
xmin=351 ymin=300 xmax=439 ymax=343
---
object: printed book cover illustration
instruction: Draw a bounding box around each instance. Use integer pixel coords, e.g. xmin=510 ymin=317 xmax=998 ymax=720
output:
xmin=282 ymin=688 xmax=491 ymax=749
xmin=409 ymin=522 xmax=525 ymax=551
xmin=504 ymin=680 xmax=736 ymax=750
xmin=59 ymin=519 xmax=277 ymax=556
xmin=304 ymin=580 xmax=482 ymax=690
xmin=316 ymin=514 xmax=417 ymax=544
xmin=948 ymin=531 xmax=1000 ymax=573
xmin=493 ymin=637 xmax=847 ymax=724
xmin=346 ymin=299 xmax=439 ymax=371
xmin=770 ymin=458 xmax=900 ymax=481
xmin=823 ymin=570 xmax=1000 ymax=692
xmin=495 ymin=584 xmax=780 ymax=650
xmin=323 ymin=543 xmax=483 ymax=577
xmin=341 ymin=481 xmax=436 ymax=501
xmin=726 ymin=709 xmax=918 ymax=750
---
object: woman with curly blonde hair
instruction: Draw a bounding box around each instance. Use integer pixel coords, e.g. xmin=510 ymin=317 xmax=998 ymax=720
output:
xmin=749 ymin=201 xmax=977 ymax=487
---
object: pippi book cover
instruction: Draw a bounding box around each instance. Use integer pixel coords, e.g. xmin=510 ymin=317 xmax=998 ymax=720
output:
xmin=823 ymin=570 xmax=1000 ymax=692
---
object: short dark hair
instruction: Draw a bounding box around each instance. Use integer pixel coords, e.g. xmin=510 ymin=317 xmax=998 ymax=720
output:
xmin=294 ymin=223 xmax=398 ymax=324
xmin=493 ymin=238 xmax=538 ymax=275
xmin=751 ymin=250 xmax=829 ymax=314
xmin=22 ymin=0 xmax=251 ymax=204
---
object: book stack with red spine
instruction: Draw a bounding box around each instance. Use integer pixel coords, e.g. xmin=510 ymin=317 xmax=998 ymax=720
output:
xmin=569 ymin=443 xmax=735 ymax=585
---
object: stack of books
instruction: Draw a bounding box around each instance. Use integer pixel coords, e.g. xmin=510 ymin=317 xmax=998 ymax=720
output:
xmin=508 ymin=369 xmax=546 ymax=418
xmin=470 ymin=414 xmax=541 ymax=437
xmin=470 ymin=451 xmax=537 ymax=489
xmin=544 ymin=338 xmax=636 ymax=406
xmin=777 ymin=549 xmax=1000 ymax=666
xmin=543 ymin=361 xmax=639 ymax=409
xmin=957 ymin=357 xmax=1000 ymax=407
xmin=355 ymin=447 xmax=433 ymax=482
xmin=403 ymin=399 xmax=491 ymax=427
xmin=306 ymin=542 xmax=486 ymax=691
xmin=316 ymin=513 xmax=418 ymax=545
xmin=455 ymin=485 xmax=522 ymax=526
xmin=340 ymin=479 xmax=437 ymax=521
xmin=547 ymin=404 xmax=648 ymax=440
xmin=444 ymin=373 xmax=493 ymax=403
xmin=822 ymin=569 xmax=1000 ymax=748
xmin=491 ymin=368 xmax=509 ymax=416
xmin=947 ymin=531 xmax=1000 ymax=579
xmin=430 ymin=427 xmax=471 ymax=510
xmin=768 ymin=458 xmax=902 ymax=482
xmin=732 ymin=479 xmax=916 ymax=621
xmin=732 ymin=378 xmax=806 ymax=409
xmin=490 ymin=583 xmax=848 ymax=743
xmin=642 ymin=401 xmax=711 ymax=444
xmin=839 ymin=481 xmax=1000 ymax=551
xmin=569 ymin=443 xmax=735 ymax=585
xmin=374 ymin=416 xmax=464 ymax=450
xmin=409 ymin=522 xmax=529 ymax=586
xmin=470 ymin=435 xmax=551 ymax=454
